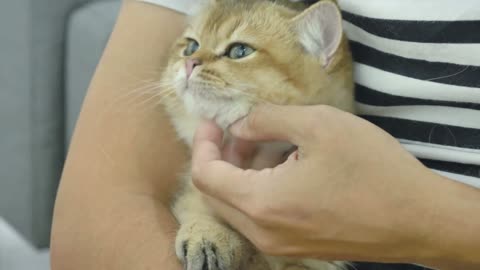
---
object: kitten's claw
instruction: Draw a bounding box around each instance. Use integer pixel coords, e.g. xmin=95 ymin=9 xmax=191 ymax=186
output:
xmin=178 ymin=239 xmax=222 ymax=270
xmin=175 ymin=221 xmax=250 ymax=270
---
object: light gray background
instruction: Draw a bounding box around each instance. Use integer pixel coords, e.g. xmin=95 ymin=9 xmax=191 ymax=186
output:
xmin=0 ymin=0 xmax=121 ymax=250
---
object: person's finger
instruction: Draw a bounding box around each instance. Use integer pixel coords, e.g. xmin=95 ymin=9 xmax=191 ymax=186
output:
xmin=249 ymin=143 xmax=295 ymax=170
xmin=229 ymin=104 xmax=323 ymax=146
xmin=206 ymin=196 xmax=257 ymax=236
xmin=204 ymin=195 xmax=267 ymax=245
xmin=222 ymin=139 xmax=291 ymax=170
xmin=192 ymin=120 xmax=258 ymax=209
xmin=192 ymin=118 xmax=224 ymax=163
xmin=221 ymin=137 xmax=257 ymax=169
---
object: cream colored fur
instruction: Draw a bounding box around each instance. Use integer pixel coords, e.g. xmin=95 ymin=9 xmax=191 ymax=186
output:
xmin=159 ymin=0 xmax=354 ymax=269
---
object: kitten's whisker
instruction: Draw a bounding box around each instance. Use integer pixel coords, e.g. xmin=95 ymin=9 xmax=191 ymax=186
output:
xmin=115 ymin=82 xmax=161 ymax=104
xmin=225 ymin=87 xmax=273 ymax=105
xmin=133 ymin=91 xmax=168 ymax=109
xmin=94 ymin=82 xmax=166 ymax=129
xmin=158 ymin=90 xmax=177 ymax=103
xmin=123 ymin=86 xmax=164 ymax=107
xmin=131 ymin=88 xmax=178 ymax=114
xmin=96 ymin=81 xmax=161 ymax=118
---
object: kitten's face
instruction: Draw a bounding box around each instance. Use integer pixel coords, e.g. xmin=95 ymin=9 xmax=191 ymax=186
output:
xmin=163 ymin=0 xmax=352 ymax=127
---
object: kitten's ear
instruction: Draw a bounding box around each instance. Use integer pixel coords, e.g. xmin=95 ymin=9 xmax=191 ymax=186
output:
xmin=292 ymin=0 xmax=343 ymax=65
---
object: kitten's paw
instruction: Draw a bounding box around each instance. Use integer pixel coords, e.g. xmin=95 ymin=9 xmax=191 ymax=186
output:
xmin=178 ymin=238 xmax=223 ymax=270
xmin=176 ymin=220 xmax=250 ymax=270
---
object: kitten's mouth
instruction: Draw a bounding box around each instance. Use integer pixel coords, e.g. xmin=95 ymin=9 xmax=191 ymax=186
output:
xmin=183 ymin=82 xmax=234 ymax=102
xmin=179 ymin=84 xmax=252 ymax=128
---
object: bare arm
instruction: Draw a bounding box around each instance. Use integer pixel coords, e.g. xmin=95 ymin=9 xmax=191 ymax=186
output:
xmin=51 ymin=1 xmax=187 ymax=269
xmin=423 ymin=177 xmax=480 ymax=270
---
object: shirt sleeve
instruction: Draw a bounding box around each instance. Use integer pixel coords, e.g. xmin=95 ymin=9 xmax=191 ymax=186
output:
xmin=138 ymin=0 xmax=201 ymax=15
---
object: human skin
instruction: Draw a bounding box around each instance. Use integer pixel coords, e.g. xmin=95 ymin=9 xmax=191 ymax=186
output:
xmin=191 ymin=104 xmax=480 ymax=270
xmin=50 ymin=1 xmax=187 ymax=269
xmin=51 ymin=1 xmax=480 ymax=269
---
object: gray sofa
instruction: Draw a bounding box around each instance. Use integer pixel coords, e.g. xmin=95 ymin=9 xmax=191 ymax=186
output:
xmin=0 ymin=0 xmax=121 ymax=247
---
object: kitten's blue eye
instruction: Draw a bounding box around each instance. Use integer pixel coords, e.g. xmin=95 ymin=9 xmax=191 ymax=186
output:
xmin=184 ymin=39 xmax=199 ymax=56
xmin=227 ymin=43 xmax=255 ymax=59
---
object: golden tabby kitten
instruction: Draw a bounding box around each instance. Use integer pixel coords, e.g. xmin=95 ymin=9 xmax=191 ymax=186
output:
xmin=159 ymin=0 xmax=354 ymax=269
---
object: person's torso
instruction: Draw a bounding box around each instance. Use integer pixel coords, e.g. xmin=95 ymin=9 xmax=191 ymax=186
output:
xmin=339 ymin=0 xmax=480 ymax=189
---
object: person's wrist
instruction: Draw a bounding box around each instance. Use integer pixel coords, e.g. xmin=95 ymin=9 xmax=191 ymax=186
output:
xmin=405 ymin=171 xmax=480 ymax=269
xmin=379 ymin=166 xmax=445 ymax=266
xmin=404 ymin=171 xmax=452 ymax=266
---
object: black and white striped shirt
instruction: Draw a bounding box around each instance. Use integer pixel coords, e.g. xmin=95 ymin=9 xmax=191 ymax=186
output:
xmin=339 ymin=0 xmax=480 ymax=189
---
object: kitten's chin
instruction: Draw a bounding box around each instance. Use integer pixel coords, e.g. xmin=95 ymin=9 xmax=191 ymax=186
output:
xmin=182 ymin=91 xmax=251 ymax=129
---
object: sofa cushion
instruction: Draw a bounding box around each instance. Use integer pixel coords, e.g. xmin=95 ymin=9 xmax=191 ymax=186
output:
xmin=0 ymin=0 xmax=98 ymax=247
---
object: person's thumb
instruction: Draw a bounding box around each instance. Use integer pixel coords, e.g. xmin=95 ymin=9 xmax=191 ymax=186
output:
xmin=192 ymin=119 xmax=257 ymax=208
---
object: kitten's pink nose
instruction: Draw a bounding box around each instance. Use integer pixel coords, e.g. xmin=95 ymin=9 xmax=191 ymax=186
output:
xmin=186 ymin=59 xmax=202 ymax=79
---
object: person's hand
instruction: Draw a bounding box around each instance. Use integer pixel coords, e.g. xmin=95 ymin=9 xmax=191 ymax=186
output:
xmin=191 ymin=104 xmax=450 ymax=264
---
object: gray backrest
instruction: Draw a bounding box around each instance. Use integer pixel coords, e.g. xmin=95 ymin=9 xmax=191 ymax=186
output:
xmin=0 ymin=0 xmax=96 ymax=248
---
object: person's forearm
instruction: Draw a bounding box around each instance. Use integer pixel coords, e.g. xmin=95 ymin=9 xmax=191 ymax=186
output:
xmin=413 ymin=173 xmax=480 ymax=270
xmin=427 ymin=177 xmax=480 ymax=270
xmin=51 ymin=191 xmax=182 ymax=270
xmin=51 ymin=1 xmax=187 ymax=269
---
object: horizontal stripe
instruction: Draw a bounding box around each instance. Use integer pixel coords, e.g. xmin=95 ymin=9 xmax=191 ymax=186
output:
xmin=357 ymin=103 xmax=480 ymax=130
xmin=344 ymin=22 xmax=480 ymax=66
xmin=353 ymin=64 xmax=480 ymax=104
xmin=421 ymin=159 xmax=480 ymax=178
xmin=338 ymin=0 xmax=480 ymax=21
xmin=356 ymin=85 xmax=480 ymax=110
xmin=360 ymin=115 xmax=480 ymax=150
xmin=352 ymin=263 xmax=431 ymax=270
xmin=350 ymin=42 xmax=480 ymax=88
xmin=433 ymin=170 xmax=480 ymax=188
xmin=343 ymin=11 xmax=480 ymax=43
xmin=400 ymin=139 xmax=480 ymax=166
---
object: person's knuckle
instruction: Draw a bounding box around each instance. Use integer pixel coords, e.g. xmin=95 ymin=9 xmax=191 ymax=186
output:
xmin=304 ymin=106 xmax=334 ymax=137
xmin=191 ymin=162 xmax=201 ymax=177
xmin=245 ymin=109 xmax=261 ymax=133
xmin=312 ymin=105 xmax=333 ymax=121
xmin=191 ymin=164 xmax=206 ymax=189
xmin=245 ymin=203 xmax=264 ymax=221
xmin=254 ymin=233 xmax=280 ymax=255
xmin=245 ymin=198 xmax=269 ymax=222
xmin=191 ymin=162 xmax=201 ymax=179
xmin=302 ymin=116 xmax=323 ymax=140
